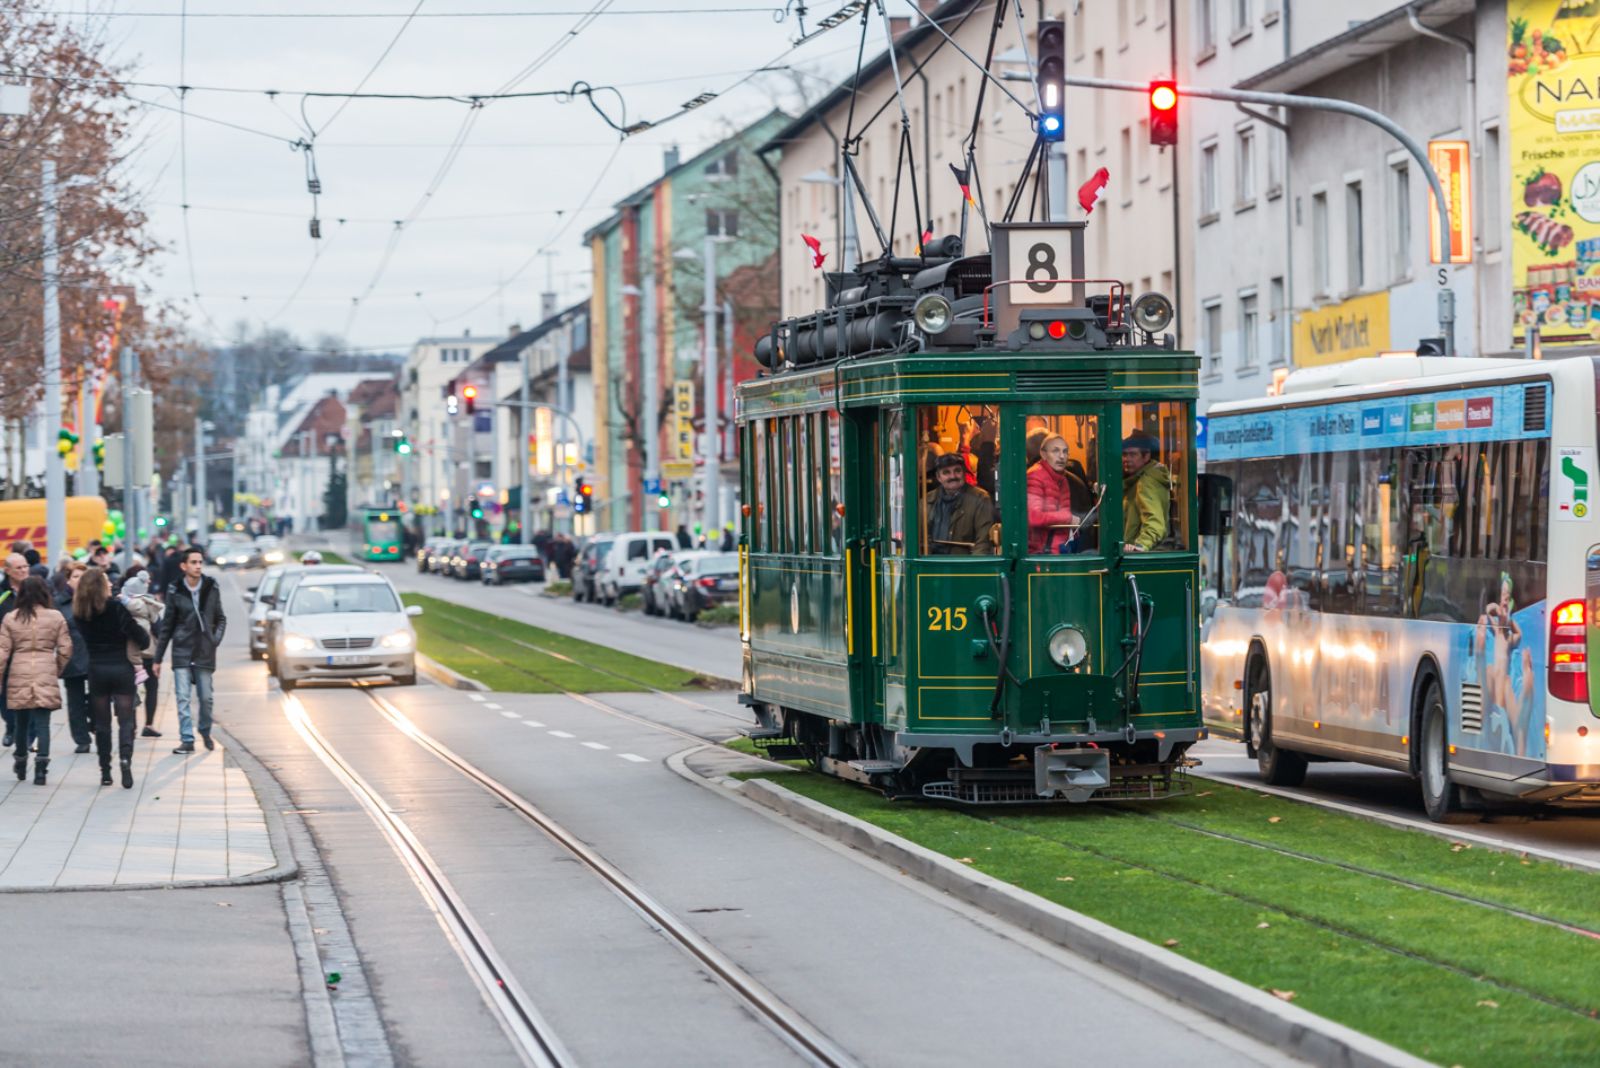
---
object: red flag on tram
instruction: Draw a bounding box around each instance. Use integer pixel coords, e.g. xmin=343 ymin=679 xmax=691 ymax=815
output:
xmin=1078 ymin=167 xmax=1109 ymax=214
xmin=800 ymin=232 xmax=826 ymax=269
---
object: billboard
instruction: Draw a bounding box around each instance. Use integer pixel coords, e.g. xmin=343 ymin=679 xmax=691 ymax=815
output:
xmin=1509 ymin=0 xmax=1600 ymax=345
xmin=1292 ymin=290 xmax=1390 ymax=367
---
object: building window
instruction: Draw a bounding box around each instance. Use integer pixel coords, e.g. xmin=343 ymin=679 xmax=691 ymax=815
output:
xmin=1118 ymin=0 xmax=1129 ymax=44
xmin=1269 ymin=276 xmax=1286 ymax=364
xmin=1391 ymin=161 xmax=1412 ymax=282
xmin=1199 ymin=140 xmax=1219 ymax=218
xmin=1072 ymin=1 xmax=1085 ymax=59
xmin=1235 ymin=125 xmax=1255 ymax=204
xmin=1311 ymin=191 xmax=1330 ymax=296
xmin=705 ymin=151 xmax=738 ymax=179
xmin=1346 ymin=180 xmax=1365 ymax=292
xmin=1265 ymin=128 xmax=1282 ymax=196
xmin=1203 ymin=299 xmax=1223 ymax=375
xmin=1483 ymin=125 xmax=1502 ymax=253
xmin=1239 ymin=291 xmax=1259 ymax=370
xmin=1137 ymin=119 xmax=1151 ymax=181
xmin=1232 ymin=0 xmax=1251 ymax=34
xmin=1135 ymin=0 xmax=1148 ymax=23
xmin=1119 ymin=127 xmax=1132 ymax=203
xmin=707 ymin=209 xmax=740 ymax=238
xmin=1196 ymin=0 xmax=1216 ymax=55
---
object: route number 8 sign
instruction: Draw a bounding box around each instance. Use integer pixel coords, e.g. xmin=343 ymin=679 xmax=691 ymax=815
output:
xmin=1006 ymin=227 xmax=1075 ymax=304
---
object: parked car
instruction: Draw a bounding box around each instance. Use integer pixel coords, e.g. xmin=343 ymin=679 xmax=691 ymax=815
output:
xmin=481 ymin=546 xmax=545 ymax=585
xmin=597 ymin=531 xmax=677 ymax=605
xmin=640 ymin=551 xmax=678 ymax=615
xmin=246 ymin=564 xmax=288 ymax=661
xmin=668 ymin=549 xmax=736 ymax=617
xmin=263 ymin=564 xmax=365 ymax=674
xmin=452 ymin=541 xmax=494 ymax=580
xmin=572 ymin=535 xmax=616 ymax=604
xmin=417 ymin=537 xmax=448 ymax=573
xmin=270 ymin=572 xmax=421 ymax=691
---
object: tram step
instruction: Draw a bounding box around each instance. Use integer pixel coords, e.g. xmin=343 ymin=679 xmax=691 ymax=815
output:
xmin=846 ymin=760 xmax=901 ymax=774
xmin=742 ymin=727 xmax=785 ymax=740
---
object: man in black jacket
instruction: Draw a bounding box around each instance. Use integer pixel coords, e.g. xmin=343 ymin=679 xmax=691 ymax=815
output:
xmin=152 ymin=547 xmax=226 ymax=753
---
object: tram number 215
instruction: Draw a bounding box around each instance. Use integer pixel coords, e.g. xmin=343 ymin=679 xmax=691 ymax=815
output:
xmin=927 ymin=607 xmax=969 ymax=632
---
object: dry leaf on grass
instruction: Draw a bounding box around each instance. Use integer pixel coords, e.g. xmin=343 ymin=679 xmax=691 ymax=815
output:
xmin=1256 ymin=922 xmax=1271 ymax=929
xmin=956 ymin=857 xmax=975 ymax=864
xmin=1477 ymin=999 xmax=1500 ymax=1009
xmin=1268 ymin=816 xmax=1282 ymax=824
xmin=1269 ymin=989 xmax=1296 ymax=1002
xmin=1056 ymin=876 xmax=1075 ymax=882
xmin=1450 ymin=842 xmax=1469 ymax=853
xmin=1195 ymin=791 xmax=1213 ymax=797
xmin=1162 ymin=938 xmax=1180 ymax=947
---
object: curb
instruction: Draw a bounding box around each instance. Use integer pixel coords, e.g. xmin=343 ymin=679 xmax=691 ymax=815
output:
xmin=739 ymin=777 xmax=1430 ymax=1068
xmin=0 ymin=726 xmax=299 ymax=895
xmin=416 ymin=651 xmax=489 ymax=692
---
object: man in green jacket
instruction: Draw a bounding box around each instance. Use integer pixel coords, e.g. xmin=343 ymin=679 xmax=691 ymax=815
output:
xmin=924 ymin=453 xmax=996 ymax=554
xmin=1122 ymin=434 xmax=1171 ymax=552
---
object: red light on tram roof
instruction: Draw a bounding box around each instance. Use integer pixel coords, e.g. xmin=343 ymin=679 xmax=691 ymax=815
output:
xmin=1047 ymin=321 xmax=1068 ymax=339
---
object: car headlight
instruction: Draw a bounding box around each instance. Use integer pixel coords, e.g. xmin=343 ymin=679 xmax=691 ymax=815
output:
xmin=380 ymin=630 xmax=414 ymax=650
xmin=282 ymin=633 xmax=316 ymax=653
xmin=1046 ymin=625 xmax=1089 ymax=669
xmin=264 ymin=551 xmax=284 ymax=563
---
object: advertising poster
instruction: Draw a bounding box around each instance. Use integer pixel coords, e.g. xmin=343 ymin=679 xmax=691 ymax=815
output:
xmin=1509 ymin=0 xmax=1600 ymax=345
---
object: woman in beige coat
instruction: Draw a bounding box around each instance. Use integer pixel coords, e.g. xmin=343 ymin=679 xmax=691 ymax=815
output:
xmin=0 ymin=577 xmax=72 ymax=784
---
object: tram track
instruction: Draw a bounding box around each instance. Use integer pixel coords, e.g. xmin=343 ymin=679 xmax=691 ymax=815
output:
xmin=346 ymin=685 xmax=857 ymax=1068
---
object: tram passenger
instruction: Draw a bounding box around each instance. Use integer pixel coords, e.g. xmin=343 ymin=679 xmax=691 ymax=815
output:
xmin=924 ymin=453 xmax=995 ymax=555
xmin=1121 ymin=434 xmax=1171 ymax=552
xmin=1026 ymin=435 xmax=1076 ymax=553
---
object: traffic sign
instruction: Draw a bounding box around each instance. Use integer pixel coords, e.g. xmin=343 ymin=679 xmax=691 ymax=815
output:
xmin=643 ymin=477 xmax=662 ymax=496
xmin=661 ymin=461 xmax=694 ymax=480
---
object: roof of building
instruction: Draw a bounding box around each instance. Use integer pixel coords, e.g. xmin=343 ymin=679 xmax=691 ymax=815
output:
xmin=464 ymin=300 xmax=591 ymax=376
xmin=757 ymin=1 xmax=973 ymax=155
xmin=1234 ymin=0 xmax=1474 ymax=93
xmin=278 ymin=395 xmax=348 ymax=457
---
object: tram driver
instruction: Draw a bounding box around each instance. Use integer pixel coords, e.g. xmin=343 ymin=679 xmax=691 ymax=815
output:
xmin=924 ymin=453 xmax=996 ymax=555
xmin=1121 ymin=433 xmax=1171 ymax=552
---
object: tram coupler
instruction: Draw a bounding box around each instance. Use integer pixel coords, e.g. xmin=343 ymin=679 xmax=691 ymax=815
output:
xmin=1034 ymin=745 xmax=1111 ymax=802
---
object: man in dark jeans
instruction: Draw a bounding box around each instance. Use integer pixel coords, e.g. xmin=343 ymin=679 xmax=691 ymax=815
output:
xmin=152 ymin=547 xmax=227 ymax=753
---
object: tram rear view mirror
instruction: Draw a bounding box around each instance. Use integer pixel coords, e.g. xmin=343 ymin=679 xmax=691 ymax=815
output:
xmin=1197 ymin=473 xmax=1233 ymax=537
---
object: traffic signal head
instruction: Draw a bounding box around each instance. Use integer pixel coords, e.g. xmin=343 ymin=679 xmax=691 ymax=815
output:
xmin=446 ymin=393 xmax=460 ymax=416
xmin=470 ymin=503 xmax=484 ymax=519
xmin=463 ymin=384 xmax=478 ymax=415
xmin=574 ymin=478 xmax=592 ymax=514
xmin=1149 ymin=80 xmax=1178 ymax=146
xmin=657 ymin=492 xmax=671 ymax=508
xmin=1037 ymin=20 xmax=1065 ymax=143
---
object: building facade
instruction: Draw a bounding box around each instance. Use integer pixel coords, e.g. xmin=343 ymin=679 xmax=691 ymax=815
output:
xmin=400 ymin=333 xmax=497 ymax=519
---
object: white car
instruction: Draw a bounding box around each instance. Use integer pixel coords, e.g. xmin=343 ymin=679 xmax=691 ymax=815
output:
xmin=256 ymin=535 xmax=286 ymax=566
xmin=247 ymin=564 xmax=288 ymax=661
xmin=269 ymin=573 xmax=421 ymax=690
xmin=598 ymin=531 xmax=677 ymax=605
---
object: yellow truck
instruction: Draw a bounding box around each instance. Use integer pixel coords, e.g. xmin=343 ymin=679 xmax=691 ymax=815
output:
xmin=0 ymin=496 xmax=111 ymax=554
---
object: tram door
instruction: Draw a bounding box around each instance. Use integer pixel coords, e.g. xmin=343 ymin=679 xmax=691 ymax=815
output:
xmin=846 ymin=408 xmax=904 ymax=730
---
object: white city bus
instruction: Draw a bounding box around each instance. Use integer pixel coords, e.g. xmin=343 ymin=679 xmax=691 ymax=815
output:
xmin=1200 ymin=355 xmax=1600 ymax=820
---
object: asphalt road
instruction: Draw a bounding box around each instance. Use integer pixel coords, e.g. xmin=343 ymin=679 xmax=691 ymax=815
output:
xmin=219 ymin=569 xmax=1291 ymax=1065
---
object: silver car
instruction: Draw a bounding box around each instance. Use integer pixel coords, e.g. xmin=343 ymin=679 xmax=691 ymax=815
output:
xmin=269 ymin=573 xmax=421 ymax=691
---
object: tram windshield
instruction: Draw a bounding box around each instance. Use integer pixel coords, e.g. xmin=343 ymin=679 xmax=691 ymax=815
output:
xmin=917 ymin=405 xmax=1000 ymax=555
xmin=1025 ymin=413 xmax=1099 ymax=555
xmin=1120 ymin=401 xmax=1189 ymax=553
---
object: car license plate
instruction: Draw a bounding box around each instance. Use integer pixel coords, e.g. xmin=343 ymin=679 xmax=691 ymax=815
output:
xmin=326 ymin=654 xmax=371 ymax=666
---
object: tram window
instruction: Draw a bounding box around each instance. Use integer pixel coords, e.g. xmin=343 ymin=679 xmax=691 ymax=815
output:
xmin=918 ymin=405 xmax=1000 ymax=555
xmin=884 ymin=410 xmax=906 ymax=553
xmin=750 ymin=421 xmax=766 ymax=552
xmin=1120 ymin=402 xmax=1189 ymax=552
xmin=1024 ymin=412 xmax=1097 ymax=555
xmin=811 ymin=413 xmax=828 ymax=555
xmin=795 ymin=415 xmax=812 ymax=552
xmin=781 ymin=418 xmax=797 ymax=553
xmin=826 ymin=410 xmax=844 ymax=554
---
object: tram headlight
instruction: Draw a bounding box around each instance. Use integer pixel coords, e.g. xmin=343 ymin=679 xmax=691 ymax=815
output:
xmin=1131 ymin=292 xmax=1175 ymax=334
xmin=1046 ymin=625 xmax=1089 ymax=670
xmin=913 ymin=293 xmax=953 ymax=335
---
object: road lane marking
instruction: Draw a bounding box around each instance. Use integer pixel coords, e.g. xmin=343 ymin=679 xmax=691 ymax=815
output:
xmin=581 ymin=741 xmax=610 ymax=751
xmin=500 ymin=711 xmax=521 ymax=719
xmin=466 ymin=694 xmax=486 ymax=703
xmin=521 ymin=720 xmax=545 ymax=728
xmin=485 ymin=703 xmax=504 ymax=710
xmin=618 ymin=753 xmax=648 ymax=763
xmin=548 ymin=730 xmax=574 ymax=739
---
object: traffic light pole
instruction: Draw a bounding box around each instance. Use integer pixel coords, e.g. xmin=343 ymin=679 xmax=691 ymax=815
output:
xmin=1016 ymin=73 xmax=1459 ymax=356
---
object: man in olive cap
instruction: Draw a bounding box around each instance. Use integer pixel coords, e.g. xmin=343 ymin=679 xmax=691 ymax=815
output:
xmin=1121 ymin=433 xmax=1170 ymax=552
xmin=925 ymin=452 xmax=995 ymax=555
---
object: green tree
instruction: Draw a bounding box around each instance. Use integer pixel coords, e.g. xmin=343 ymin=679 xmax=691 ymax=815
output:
xmin=322 ymin=452 xmax=348 ymax=530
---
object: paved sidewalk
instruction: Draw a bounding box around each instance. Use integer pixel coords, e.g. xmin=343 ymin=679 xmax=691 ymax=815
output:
xmin=0 ymin=674 xmax=277 ymax=889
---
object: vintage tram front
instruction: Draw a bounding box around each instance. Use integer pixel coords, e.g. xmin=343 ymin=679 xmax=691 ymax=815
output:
xmin=737 ymin=222 xmax=1217 ymax=803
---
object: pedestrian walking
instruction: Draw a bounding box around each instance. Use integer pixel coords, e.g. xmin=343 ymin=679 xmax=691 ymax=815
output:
xmin=152 ymin=546 xmax=226 ymax=754
xmin=0 ymin=552 xmax=32 ymax=748
xmin=73 ymin=567 xmax=150 ymax=788
xmin=120 ymin=574 xmax=164 ymax=738
xmin=0 ymin=578 xmax=73 ymax=785
xmin=55 ymin=562 xmax=93 ymax=753
xmin=550 ymin=534 xmax=576 ymax=580
xmin=675 ymin=524 xmax=692 ymax=550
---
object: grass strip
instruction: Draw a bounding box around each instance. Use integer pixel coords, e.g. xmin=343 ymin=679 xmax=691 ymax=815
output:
xmin=402 ymin=592 xmax=703 ymax=693
xmin=741 ymin=767 xmax=1600 ymax=1067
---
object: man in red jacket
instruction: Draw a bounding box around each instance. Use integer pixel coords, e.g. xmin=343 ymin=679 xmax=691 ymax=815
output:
xmin=1027 ymin=435 xmax=1076 ymax=553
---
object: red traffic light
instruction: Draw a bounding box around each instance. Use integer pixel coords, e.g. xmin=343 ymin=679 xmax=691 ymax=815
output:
xmin=462 ymin=385 xmax=478 ymax=399
xmin=1149 ymin=80 xmax=1178 ymax=147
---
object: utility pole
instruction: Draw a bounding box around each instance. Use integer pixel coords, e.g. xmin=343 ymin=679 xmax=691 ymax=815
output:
xmin=701 ymin=233 xmax=720 ymax=533
xmin=195 ymin=415 xmax=209 ymax=541
xmin=441 ymin=416 xmax=455 ymax=536
xmin=41 ymin=160 xmax=66 ymax=567
xmin=518 ymin=345 xmax=532 ymax=545
xmin=642 ymin=267 xmax=659 ymax=522
xmin=119 ymin=338 xmax=137 ymax=571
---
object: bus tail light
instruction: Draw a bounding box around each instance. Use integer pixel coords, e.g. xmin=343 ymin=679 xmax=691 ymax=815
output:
xmin=1549 ymin=599 xmax=1588 ymax=703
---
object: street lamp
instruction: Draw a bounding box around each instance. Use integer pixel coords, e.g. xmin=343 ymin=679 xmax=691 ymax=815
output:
xmin=673 ymin=235 xmax=726 ymax=532
xmin=41 ymin=165 xmax=94 ymax=566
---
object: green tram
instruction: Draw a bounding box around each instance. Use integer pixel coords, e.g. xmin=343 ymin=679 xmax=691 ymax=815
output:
xmin=737 ymin=222 xmax=1224 ymax=803
xmin=359 ymin=507 xmax=403 ymax=562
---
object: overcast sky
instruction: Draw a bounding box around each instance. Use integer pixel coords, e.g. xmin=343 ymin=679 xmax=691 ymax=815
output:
xmin=50 ymin=1 xmax=926 ymax=353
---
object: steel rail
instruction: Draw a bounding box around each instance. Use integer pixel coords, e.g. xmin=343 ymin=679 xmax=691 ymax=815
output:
xmin=280 ymin=694 xmax=573 ymax=1068
xmin=355 ymin=687 xmax=859 ymax=1068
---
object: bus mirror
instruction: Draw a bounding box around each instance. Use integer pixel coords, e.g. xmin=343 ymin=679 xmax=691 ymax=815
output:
xmin=1197 ymin=473 xmax=1233 ymax=537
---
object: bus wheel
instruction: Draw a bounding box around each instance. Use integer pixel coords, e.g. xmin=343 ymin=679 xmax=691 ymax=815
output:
xmin=1247 ymin=658 xmax=1306 ymax=787
xmin=1419 ymin=679 xmax=1465 ymax=822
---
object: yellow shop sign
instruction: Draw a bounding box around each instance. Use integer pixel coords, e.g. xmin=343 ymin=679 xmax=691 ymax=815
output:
xmin=1292 ymin=291 xmax=1391 ymax=367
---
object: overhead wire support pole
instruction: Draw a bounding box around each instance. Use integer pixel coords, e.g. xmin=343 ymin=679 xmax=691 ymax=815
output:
xmin=1038 ymin=73 xmax=1459 ymax=356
